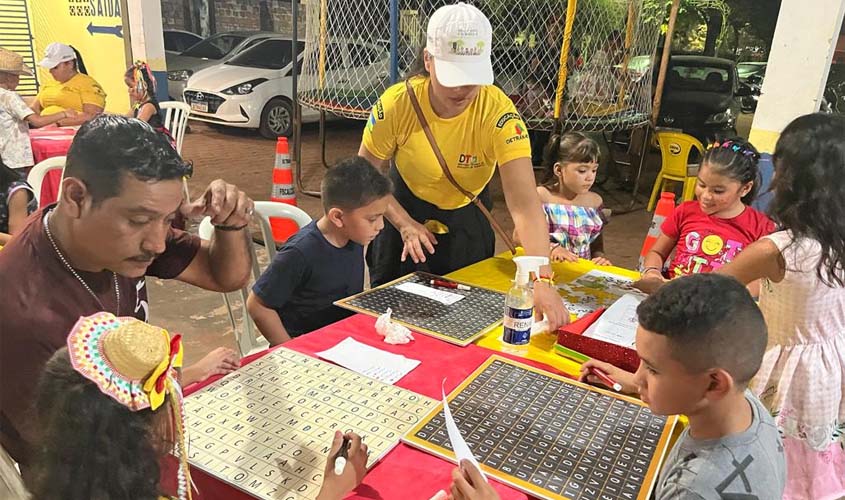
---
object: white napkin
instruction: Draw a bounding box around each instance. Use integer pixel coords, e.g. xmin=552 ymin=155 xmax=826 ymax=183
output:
xmin=375 ymin=308 xmax=414 ymax=344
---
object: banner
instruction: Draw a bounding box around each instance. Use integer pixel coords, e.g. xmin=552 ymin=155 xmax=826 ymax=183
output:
xmin=26 ymin=0 xmax=129 ymax=113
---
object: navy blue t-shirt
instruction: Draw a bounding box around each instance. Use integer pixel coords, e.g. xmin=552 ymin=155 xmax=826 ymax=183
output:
xmin=252 ymin=221 xmax=363 ymax=337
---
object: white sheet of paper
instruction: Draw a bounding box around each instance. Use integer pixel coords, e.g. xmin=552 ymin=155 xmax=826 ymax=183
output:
xmin=395 ymin=282 xmax=465 ymax=306
xmin=316 ymin=337 xmax=421 ymax=384
xmin=583 ymin=292 xmax=643 ymax=348
xmin=442 ymin=380 xmax=487 ymax=482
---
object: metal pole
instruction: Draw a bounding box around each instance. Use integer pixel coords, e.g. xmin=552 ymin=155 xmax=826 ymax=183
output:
xmin=389 ymin=0 xmax=399 ymax=83
xmin=651 ymin=0 xmax=680 ymax=126
xmin=291 ymin=0 xmax=320 ymax=197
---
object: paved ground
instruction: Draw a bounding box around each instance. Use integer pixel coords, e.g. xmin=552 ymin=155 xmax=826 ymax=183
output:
xmin=158 ymin=111 xmax=754 ymax=366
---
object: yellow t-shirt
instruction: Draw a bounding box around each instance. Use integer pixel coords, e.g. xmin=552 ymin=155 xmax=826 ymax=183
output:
xmin=37 ymin=72 xmax=106 ymax=115
xmin=362 ymin=76 xmax=531 ymax=210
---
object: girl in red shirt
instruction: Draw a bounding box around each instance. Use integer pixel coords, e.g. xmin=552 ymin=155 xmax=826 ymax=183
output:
xmin=637 ymin=138 xmax=775 ymax=289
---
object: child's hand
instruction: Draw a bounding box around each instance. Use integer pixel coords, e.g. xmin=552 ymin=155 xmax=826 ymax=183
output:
xmin=633 ymin=275 xmax=667 ymax=294
xmin=579 ymin=359 xmax=638 ymax=394
xmin=187 ymin=347 xmax=240 ymax=384
xmin=551 ymin=245 xmax=578 ymax=263
xmin=317 ymin=431 xmax=368 ymax=500
xmin=449 ymin=460 xmax=499 ymax=500
xmin=591 ymin=255 xmax=612 ymax=266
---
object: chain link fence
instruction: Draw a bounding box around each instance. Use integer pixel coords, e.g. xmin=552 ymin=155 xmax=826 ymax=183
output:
xmin=298 ymin=0 xmax=663 ymax=132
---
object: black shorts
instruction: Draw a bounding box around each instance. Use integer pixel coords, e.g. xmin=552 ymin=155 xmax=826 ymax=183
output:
xmin=367 ymin=165 xmax=495 ymax=286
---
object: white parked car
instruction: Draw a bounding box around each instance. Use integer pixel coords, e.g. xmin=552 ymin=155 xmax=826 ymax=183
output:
xmin=167 ymin=31 xmax=275 ymax=101
xmin=183 ymin=36 xmax=389 ymax=138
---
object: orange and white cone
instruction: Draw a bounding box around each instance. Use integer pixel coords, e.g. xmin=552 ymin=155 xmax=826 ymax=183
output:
xmin=269 ymin=137 xmax=299 ymax=243
xmin=638 ymin=192 xmax=675 ymax=271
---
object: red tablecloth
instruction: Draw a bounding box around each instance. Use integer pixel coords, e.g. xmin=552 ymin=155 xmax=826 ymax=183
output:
xmin=178 ymin=314 xmax=568 ymax=500
xmin=29 ymin=128 xmax=75 ymax=208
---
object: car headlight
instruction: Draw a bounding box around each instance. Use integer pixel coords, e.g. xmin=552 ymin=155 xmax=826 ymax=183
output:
xmin=168 ymin=70 xmax=193 ymax=81
xmin=222 ymin=78 xmax=268 ymax=95
xmin=705 ymin=108 xmax=733 ymax=125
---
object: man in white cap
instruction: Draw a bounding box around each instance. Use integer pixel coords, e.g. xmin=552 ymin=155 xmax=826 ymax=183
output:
xmin=31 ymin=42 xmax=105 ymax=126
xmin=359 ymin=3 xmax=570 ymax=330
xmin=0 ymin=47 xmax=75 ymax=169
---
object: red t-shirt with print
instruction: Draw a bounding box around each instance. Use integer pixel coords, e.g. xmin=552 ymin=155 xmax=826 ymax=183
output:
xmin=661 ymin=201 xmax=775 ymax=278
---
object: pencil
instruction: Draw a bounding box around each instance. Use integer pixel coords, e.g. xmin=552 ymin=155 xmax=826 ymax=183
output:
xmin=590 ymin=366 xmax=623 ymax=392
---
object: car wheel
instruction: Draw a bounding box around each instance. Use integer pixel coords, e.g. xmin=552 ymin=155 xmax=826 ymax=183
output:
xmin=259 ymin=98 xmax=293 ymax=139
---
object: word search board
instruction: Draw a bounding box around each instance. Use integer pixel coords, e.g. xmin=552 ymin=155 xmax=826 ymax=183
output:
xmin=404 ymin=356 xmax=677 ymax=500
xmin=184 ymin=347 xmax=436 ymax=499
xmin=336 ymin=272 xmax=506 ymax=346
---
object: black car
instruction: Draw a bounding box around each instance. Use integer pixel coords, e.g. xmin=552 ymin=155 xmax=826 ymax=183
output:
xmin=655 ymin=56 xmax=750 ymax=142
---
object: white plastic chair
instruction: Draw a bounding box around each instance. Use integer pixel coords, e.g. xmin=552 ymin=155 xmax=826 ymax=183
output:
xmin=199 ymin=201 xmax=312 ymax=357
xmin=26 ymin=156 xmax=66 ymax=205
xmin=159 ymin=101 xmax=191 ymax=155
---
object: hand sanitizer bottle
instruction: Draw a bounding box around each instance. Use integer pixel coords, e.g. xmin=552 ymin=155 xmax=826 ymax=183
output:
xmin=503 ymin=256 xmax=549 ymax=354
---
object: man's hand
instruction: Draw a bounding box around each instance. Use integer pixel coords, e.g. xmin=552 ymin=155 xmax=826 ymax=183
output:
xmin=316 ymin=431 xmax=368 ymax=500
xmin=183 ymin=347 xmax=240 ymax=385
xmin=182 ymin=179 xmax=255 ymax=228
xmin=533 ymin=281 xmax=569 ymax=330
xmin=449 ymin=460 xmax=499 ymax=500
xmin=399 ymin=219 xmax=437 ymax=264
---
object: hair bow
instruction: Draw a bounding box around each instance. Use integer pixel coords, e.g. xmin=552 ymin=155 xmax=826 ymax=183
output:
xmin=142 ymin=331 xmax=183 ymax=410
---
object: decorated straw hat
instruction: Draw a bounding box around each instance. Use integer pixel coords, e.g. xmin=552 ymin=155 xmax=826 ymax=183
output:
xmin=67 ymin=312 xmax=192 ymax=500
xmin=0 ymin=48 xmax=33 ymax=76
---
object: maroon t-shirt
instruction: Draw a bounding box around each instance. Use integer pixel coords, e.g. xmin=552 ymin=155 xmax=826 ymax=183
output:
xmin=0 ymin=207 xmax=201 ymax=464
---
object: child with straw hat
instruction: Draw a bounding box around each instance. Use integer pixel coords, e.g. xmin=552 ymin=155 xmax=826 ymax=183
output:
xmin=26 ymin=312 xmax=367 ymax=500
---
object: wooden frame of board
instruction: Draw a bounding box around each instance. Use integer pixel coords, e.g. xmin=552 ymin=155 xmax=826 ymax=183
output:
xmin=403 ymin=356 xmax=678 ymax=500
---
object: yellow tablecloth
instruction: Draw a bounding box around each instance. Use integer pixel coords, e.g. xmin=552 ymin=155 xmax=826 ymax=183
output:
xmin=447 ymin=249 xmax=640 ymax=379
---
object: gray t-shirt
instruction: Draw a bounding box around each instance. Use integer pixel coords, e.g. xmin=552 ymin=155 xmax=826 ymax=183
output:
xmin=656 ymin=391 xmax=786 ymax=500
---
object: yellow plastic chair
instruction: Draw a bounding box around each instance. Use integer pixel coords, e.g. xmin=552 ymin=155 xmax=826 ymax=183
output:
xmin=648 ymin=131 xmax=705 ymax=211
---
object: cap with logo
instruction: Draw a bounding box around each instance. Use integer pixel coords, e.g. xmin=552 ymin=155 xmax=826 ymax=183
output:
xmin=0 ymin=47 xmax=33 ymax=76
xmin=425 ymin=2 xmax=494 ymax=87
xmin=39 ymin=42 xmax=76 ymax=70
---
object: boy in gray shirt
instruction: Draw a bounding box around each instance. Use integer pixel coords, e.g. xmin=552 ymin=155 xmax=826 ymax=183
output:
xmin=582 ymin=274 xmax=786 ymax=499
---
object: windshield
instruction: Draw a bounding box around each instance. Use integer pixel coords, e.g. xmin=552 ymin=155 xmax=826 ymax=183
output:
xmin=737 ymin=63 xmax=763 ymax=78
xmin=667 ymin=62 xmax=732 ymax=93
xmin=227 ymin=39 xmax=304 ymax=70
xmin=181 ymin=34 xmax=246 ymax=59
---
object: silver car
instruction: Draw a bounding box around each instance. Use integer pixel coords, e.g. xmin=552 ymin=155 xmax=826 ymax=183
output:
xmin=166 ymin=31 xmax=275 ymax=100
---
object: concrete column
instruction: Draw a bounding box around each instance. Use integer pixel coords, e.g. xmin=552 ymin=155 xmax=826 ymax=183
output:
xmin=126 ymin=0 xmax=168 ymax=103
xmin=748 ymin=0 xmax=845 ymax=152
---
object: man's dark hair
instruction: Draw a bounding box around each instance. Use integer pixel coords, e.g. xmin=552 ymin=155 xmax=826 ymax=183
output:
xmin=636 ymin=274 xmax=767 ymax=386
xmin=321 ymin=156 xmax=392 ymax=212
xmin=64 ymin=115 xmax=192 ymax=203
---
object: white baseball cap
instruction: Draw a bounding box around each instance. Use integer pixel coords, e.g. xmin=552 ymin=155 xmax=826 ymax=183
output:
xmin=425 ymin=2 xmax=494 ymax=87
xmin=39 ymin=42 xmax=76 ymax=69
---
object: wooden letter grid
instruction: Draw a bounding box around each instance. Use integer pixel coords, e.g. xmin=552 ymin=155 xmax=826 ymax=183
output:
xmin=404 ymin=357 xmax=677 ymax=500
xmin=335 ymin=272 xmax=506 ymax=346
xmin=185 ymin=348 xmax=436 ymax=499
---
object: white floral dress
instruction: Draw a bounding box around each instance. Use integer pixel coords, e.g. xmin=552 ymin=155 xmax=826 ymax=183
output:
xmin=751 ymin=231 xmax=845 ymax=500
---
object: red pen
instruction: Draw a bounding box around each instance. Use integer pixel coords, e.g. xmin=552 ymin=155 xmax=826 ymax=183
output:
xmin=430 ymin=279 xmax=471 ymax=291
xmin=590 ymin=366 xmax=623 ymax=392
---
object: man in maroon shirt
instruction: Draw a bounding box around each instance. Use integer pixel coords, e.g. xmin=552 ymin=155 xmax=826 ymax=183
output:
xmin=0 ymin=115 xmax=255 ymax=469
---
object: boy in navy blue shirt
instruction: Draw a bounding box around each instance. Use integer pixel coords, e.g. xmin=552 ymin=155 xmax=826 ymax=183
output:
xmin=247 ymin=157 xmax=392 ymax=345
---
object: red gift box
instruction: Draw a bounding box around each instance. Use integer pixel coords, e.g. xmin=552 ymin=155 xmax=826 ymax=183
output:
xmin=555 ymin=308 xmax=641 ymax=372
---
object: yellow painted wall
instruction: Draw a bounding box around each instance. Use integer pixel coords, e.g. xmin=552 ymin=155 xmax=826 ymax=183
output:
xmin=25 ymin=0 xmax=129 ymax=113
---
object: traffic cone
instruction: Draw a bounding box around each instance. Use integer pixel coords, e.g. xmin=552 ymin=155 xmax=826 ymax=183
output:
xmin=269 ymin=137 xmax=299 ymax=243
xmin=638 ymin=192 xmax=675 ymax=271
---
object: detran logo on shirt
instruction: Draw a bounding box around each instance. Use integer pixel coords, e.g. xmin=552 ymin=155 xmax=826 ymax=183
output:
xmin=506 ymin=121 xmax=529 ymax=144
xmin=457 ymin=153 xmax=481 ymax=168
